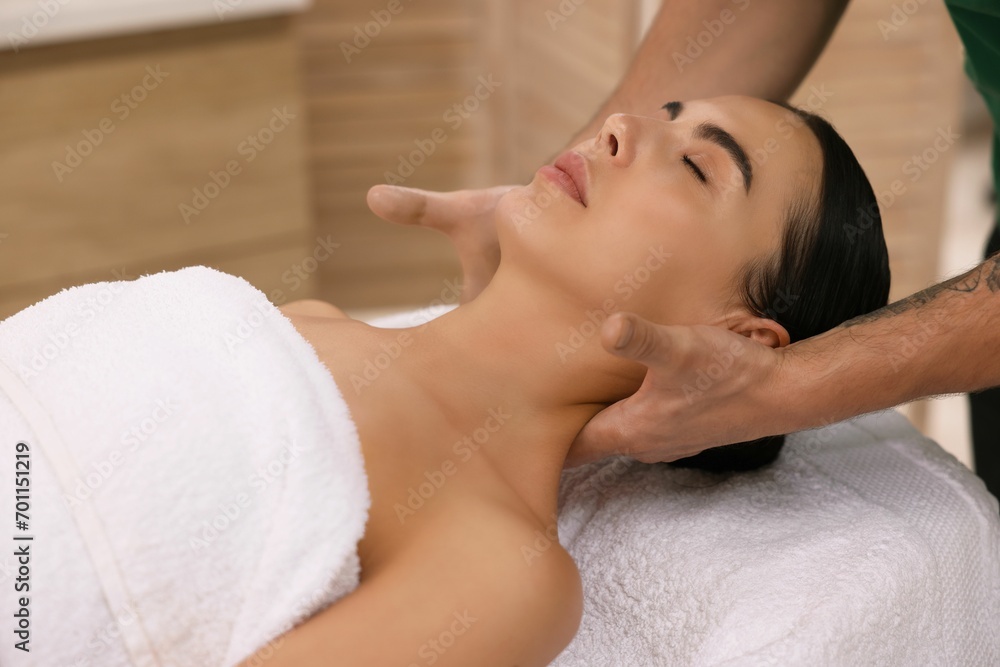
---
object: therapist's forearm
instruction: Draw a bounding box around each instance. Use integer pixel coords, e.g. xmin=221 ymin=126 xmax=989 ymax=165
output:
xmin=566 ymin=0 xmax=850 ymax=148
xmin=777 ymin=255 xmax=1000 ymax=431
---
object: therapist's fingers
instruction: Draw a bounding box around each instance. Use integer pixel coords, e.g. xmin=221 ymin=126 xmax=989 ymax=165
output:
xmin=367 ymin=185 xmax=465 ymax=234
xmin=366 ymin=185 xmax=516 ymax=234
xmin=366 ymin=185 xmax=517 ymax=303
xmin=566 ymin=313 xmax=696 ymax=466
xmin=567 ymin=375 xmax=697 ymax=467
xmin=566 ymin=313 xmax=789 ymax=467
xmin=565 ymin=401 xmax=644 ymax=467
xmin=600 ymin=312 xmax=680 ymax=366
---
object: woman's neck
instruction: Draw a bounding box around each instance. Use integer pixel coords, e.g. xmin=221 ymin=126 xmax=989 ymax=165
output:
xmin=335 ymin=263 xmax=643 ymax=525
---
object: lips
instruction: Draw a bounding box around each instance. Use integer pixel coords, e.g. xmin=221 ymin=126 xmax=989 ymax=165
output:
xmin=541 ymin=150 xmax=589 ymax=207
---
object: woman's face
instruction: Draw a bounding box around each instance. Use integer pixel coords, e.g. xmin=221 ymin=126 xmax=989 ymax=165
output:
xmin=495 ymin=95 xmax=822 ymax=328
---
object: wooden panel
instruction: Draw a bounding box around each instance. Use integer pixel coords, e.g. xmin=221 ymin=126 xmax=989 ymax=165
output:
xmin=0 ymin=16 xmax=313 ymax=319
xmin=488 ymin=0 xmax=640 ymax=183
xmin=296 ymin=0 xmax=493 ymax=309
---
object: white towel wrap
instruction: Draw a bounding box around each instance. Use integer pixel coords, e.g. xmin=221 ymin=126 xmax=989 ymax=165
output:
xmin=0 ymin=266 xmax=370 ymax=667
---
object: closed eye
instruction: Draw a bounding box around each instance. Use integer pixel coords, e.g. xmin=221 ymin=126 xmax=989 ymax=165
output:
xmin=683 ymin=155 xmax=707 ymax=183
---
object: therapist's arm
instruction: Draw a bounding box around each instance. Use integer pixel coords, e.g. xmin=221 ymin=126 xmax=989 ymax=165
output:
xmin=565 ymin=0 xmax=849 ymax=146
xmin=566 ymin=255 xmax=1000 ymax=465
xmin=368 ymin=0 xmax=850 ymax=302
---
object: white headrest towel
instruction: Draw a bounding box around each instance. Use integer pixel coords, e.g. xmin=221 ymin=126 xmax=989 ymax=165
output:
xmin=369 ymin=306 xmax=1000 ymax=667
xmin=0 ymin=266 xmax=370 ymax=667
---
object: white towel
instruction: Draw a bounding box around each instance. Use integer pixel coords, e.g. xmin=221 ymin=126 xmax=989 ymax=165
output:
xmin=0 ymin=266 xmax=370 ymax=667
xmin=553 ymin=411 xmax=1000 ymax=666
xmin=368 ymin=305 xmax=1000 ymax=667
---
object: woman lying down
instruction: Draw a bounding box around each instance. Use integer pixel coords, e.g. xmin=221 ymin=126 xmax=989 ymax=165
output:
xmin=0 ymin=95 xmax=889 ymax=667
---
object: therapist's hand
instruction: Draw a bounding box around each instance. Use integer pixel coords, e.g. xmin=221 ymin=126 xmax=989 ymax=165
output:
xmin=567 ymin=312 xmax=796 ymax=466
xmin=367 ymin=184 xmax=517 ymax=303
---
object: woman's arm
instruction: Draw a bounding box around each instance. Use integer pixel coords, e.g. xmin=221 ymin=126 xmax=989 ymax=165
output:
xmin=238 ymin=509 xmax=583 ymax=667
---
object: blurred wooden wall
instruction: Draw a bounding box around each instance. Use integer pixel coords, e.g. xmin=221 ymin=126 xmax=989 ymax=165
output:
xmin=485 ymin=0 xmax=641 ymax=182
xmin=296 ymin=0 xmax=491 ymax=309
xmin=0 ymin=17 xmax=313 ymax=317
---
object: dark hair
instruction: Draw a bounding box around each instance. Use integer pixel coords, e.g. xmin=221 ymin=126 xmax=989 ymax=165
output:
xmin=669 ymin=104 xmax=891 ymax=473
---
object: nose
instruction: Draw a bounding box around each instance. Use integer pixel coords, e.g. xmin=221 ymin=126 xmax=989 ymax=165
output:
xmin=596 ymin=113 xmax=633 ymax=166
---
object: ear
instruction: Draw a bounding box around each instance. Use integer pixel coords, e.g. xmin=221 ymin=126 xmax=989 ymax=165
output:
xmin=726 ymin=313 xmax=791 ymax=349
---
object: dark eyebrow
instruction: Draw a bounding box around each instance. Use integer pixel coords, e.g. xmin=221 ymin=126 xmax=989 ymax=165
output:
xmin=663 ymin=100 xmax=682 ymax=120
xmin=661 ymin=101 xmax=753 ymax=194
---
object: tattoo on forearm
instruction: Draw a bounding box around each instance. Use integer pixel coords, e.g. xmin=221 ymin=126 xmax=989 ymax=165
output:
xmin=843 ymin=253 xmax=1000 ymax=327
xmin=986 ymin=254 xmax=1000 ymax=292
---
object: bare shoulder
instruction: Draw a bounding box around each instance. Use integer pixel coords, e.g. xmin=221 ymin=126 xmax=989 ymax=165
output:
xmin=239 ymin=502 xmax=583 ymax=667
xmin=371 ymin=501 xmax=584 ymax=665
xmin=278 ymin=299 xmax=349 ymax=319
xmin=415 ymin=501 xmax=584 ymax=641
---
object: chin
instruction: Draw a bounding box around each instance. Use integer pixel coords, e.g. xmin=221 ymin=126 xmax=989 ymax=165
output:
xmin=495 ymin=185 xmax=572 ymax=266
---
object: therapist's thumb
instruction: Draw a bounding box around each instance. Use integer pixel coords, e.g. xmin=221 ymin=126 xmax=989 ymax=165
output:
xmin=602 ymin=312 xmax=672 ymax=366
xmin=367 ymin=185 xmax=457 ymax=234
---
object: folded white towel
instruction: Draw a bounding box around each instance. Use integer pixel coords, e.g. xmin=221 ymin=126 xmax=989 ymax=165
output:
xmin=368 ymin=305 xmax=1000 ymax=667
xmin=553 ymin=411 xmax=1000 ymax=667
xmin=0 ymin=266 xmax=370 ymax=667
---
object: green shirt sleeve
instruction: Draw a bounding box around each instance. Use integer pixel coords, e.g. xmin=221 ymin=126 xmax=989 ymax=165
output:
xmin=945 ymin=0 xmax=1000 ymax=226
